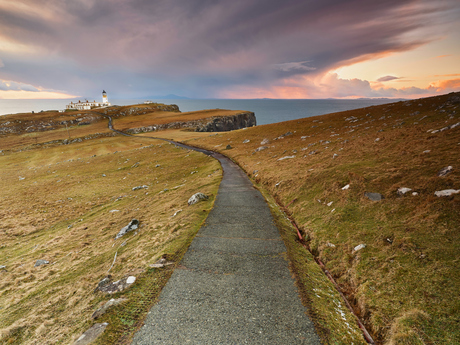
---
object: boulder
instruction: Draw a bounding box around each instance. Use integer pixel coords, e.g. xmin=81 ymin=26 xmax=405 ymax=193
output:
xmin=34 ymin=259 xmax=49 ymax=267
xmin=260 ymin=138 xmax=270 ymax=145
xmin=353 ymin=244 xmax=366 ymax=252
xmin=132 ymin=185 xmax=148 ymax=191
xmin=97 ymin=276 xmax=136 ymax=294
xmin=277 ymin=155 xmax=296 ymax=161
xmin=92 ymin=298 xmax=127 ymax=319
xmin=434 ymin=189 xmax=460 ymax=197
xmin=188 ymin=192 xmax=209 ymax=205
xmin=397 ymin=187 xmax=412 ymax=195
xmin=438 ymin=166 xmax=453 ymax=177
xmin=242 ymin=139 xmax=250 ymax=143
xmin=73 ymin=323 xmax=108 ymax=345
xmin=226 ymin=144 xmax=232 ymax=150
xmin=365 ymin=192 xmax=384 ymax=201
xmin=115 ymin=219 xmax=139 ymax=239
xmin=254 ymin=146 xmax=268 ymax=152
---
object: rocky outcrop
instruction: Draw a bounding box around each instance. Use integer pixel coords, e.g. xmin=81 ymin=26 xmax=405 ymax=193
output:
xmin=126 ymin=111 xmax=256 ymax=134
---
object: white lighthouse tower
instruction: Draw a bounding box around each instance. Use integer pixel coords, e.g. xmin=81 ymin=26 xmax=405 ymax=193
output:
xmin=102 ymin=90 xmax=108 ymax=105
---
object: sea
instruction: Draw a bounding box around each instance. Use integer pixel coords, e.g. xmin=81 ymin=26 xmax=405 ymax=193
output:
xmin=0 ymin=98 xmax=399 ymax=126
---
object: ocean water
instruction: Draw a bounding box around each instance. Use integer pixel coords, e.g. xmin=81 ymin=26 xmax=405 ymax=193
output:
xmin=0 ymin=98 xmax=397 ymax=125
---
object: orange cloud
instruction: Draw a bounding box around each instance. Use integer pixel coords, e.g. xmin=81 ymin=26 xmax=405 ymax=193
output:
xmin=429 ymin=79 xmax=460 ymax=92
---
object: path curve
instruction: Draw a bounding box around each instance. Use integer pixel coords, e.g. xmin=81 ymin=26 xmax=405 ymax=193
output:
xmin=101 ymin=113 xmax=321 ymax=344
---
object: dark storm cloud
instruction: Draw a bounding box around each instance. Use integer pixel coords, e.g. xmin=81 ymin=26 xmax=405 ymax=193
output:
xmin=0 ymin=0 xmax=458 ymax=97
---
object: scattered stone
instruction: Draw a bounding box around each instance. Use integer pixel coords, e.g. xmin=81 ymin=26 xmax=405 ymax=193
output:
xmin=95 ymin=276 xmax=112 ymax=292
xmin=327 ymin=201 xmax=333 ymax=207
xmin=74 ymin=323 xmax=109 ymax=345
xmin=226 ymin=144 xmax=232 ymax=150
xmin=92 ymin=298 xmax=127 ymax=319
xmin=438 ymin=166 xmax=453 ymax=177
xmin=275 ymin=182 xmax=281 ymax=187
xmin=132 ymin=185 xmax=148 ymax=191
xmin=0 ymin=265 xmax=6 ymax=270
xmin=115 ymin=219 xmax=139 ymax=239
xmin=109 ymin=210 xmax=119 ymax=213
xmin=333 ymin=154 xmax=338 ymax=159
xmin=98 ymin=276 xmax=137 ymax=294
xmin=19 ymin=176 xmax=25 ymax=180
xmin=342 ymin=184 xmax=350 ymax=190
xmin=188 ymin=192 xmax=209 ymax=205
xmin=434 ymin=189 xmax=460 ymax=197
xmin=102 ymin=174 xmax=106 ymax=177
xmin=375 ymin=138 xmax=380 ymax=142
xmin=353 ymin=244 xmax=366 ymax=252
xmin=423 ymin=150 xmax=431 ymax=154
xmin=155 ymin=164 xmax=161 ymax=167
xmin=412 ymin=192 xmax=419 ymax=196
xmin=242 ymin=139 xmax=250 ymax=143
xmin=364 ymin=192 xmax=384 ymax=201
xmin=150 ymin=256 xmax=175 ymax=268
xmin=260 ymin=138 xmax=270 ymax=145
xmin=34 ymin=259 xmax=49 ymax=267
xmin=277 ymin=155 xmax=296 ymax=161
xmin=397 ymin=187 xmax=412 ymax=195
xmin=308 ymin=151 xmax=317 ymax=155
xmin=254 ymin=146 xmax=268 ymax=152
xmin=171 ymin=210 xmax=182 ymax=217
xmin=326 ymin=242 xmax=336 ymax=247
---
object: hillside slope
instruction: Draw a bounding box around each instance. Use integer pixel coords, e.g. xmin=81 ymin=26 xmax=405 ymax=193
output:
xmin=186 ymin=92 xmax=460 ymax=344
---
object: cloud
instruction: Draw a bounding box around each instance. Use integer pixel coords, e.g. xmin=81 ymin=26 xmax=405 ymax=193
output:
xmin=0 ymin=0 xmax=459 ymax=98
xmin=0 ymin=58 xmax=3 ymax=68
xmin=274 ymin=61 xmax=316 ymax=73
xmin=0 ymin=79 xmax=39 ymax=92
xmin=377 ymin=75 xmax=401 ymax=82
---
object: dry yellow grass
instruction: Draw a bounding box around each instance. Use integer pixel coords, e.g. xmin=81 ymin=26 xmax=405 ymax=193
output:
xmin=0 ymin=120 xmax=221 ymax=343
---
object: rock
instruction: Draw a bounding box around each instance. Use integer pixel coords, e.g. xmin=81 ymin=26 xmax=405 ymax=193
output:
xmin=242 ymin=139 xmax=250 ymax=143
xmin=132 ymin=185 xmax=148 ymax=191
xmin=109 ymin=210 xmax=119 ymax=213
xmin=375 ymin=138 xmax=380 ymax=142
xmin=115 ymin=219 xmax=139 ymax=239
xmin=92 ymin=298 xmax=127 ymax=319
xmin=342 ymin=184 xmax=350 ymax=190
xmin=94 ymin=276 xmax=112 ymax=292
xmin=277 ymin=155 xmax=296 ymax=161
xmin=308 ymin=151 xmax=316 ymax=155
xmin=254 ymin=146 xmax=268 ymax=152
xmin=260 ymin=138 xmax=270 ymax=145
xmin=438 ymin=166 xmax=453 ymax=177
xmin=333 ymin=154 xmax=338 ymax=159
xmin=397 ymin=187 xmax=412 ymax=195
xmin=423 ymin=150 xmax=431 ymax=153
xmin=226 ymin=144 xmax=232 ymax=150
xmin=353 ymin=244 xmax=366 ymax=252
xmin=434 ymin=189 xmax=460 ymax=197
xmin=149 ymin=257 xmax=175 ymax=268
xmin=171 ymin=210 xmax=182 ymax=217
xmin=327 ymin=201 xmax=333 ymax=207
xmin=34 ymin=259 xmax=49 ymax=267
xmin=73 ymin=323 xmax=108 ymax=345
xmin=412 ymin=192 xmax=419 ymax=196
xmin=188 ymin=192 xmax=209 ymax=205
xmin=364 ymin=192 xmax=384 ymax=201
xmin=98 ymin=276 xmax=137 ymax=294
xmin=326 ymin=242 xmax=336 ymax=247
xmin=155 ymin=164 xmax=161 ymax=167
xmin=0 ymin=265 xmax=6 ymax=270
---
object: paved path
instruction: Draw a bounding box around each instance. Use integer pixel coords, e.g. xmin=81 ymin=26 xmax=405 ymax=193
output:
xmin=132 ymin=151 xmax=321 ymax=344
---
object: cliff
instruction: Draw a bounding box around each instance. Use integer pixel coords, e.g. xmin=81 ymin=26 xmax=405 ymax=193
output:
xmin=126 ymin=111 xmax=256 ymax=134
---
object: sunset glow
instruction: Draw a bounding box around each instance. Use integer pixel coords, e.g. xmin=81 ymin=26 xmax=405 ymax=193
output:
xmin=0 ymin=0 xmax=458 ymax=99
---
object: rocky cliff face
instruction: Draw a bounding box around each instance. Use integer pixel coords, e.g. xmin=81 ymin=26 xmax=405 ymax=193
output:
xmin=126 ymin=111 xmax=256 ymax=134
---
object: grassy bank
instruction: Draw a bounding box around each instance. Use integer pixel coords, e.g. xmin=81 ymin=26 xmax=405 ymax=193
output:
xmin=183 ymin=92 xmax=460 ymax=344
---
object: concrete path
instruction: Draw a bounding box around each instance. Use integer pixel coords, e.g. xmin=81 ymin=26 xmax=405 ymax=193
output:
xmin=131 ymin=151 xmax=320 ymax=344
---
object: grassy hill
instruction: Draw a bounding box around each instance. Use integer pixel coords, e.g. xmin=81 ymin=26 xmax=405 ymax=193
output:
xmin=184 ymin=92 xmax=460 ymax=344
xmin=1 ymin=94 xmax=459 ymax=344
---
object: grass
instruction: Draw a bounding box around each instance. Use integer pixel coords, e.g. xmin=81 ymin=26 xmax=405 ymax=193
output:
xmin=0 ymin=115 xmax=221 ymax=343
xmin=180 ymin=92 xmax=460 ymax=344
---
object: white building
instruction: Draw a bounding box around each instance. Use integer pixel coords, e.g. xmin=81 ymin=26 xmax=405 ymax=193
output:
xmin=66 ymin=90 xmax=111 ymax=110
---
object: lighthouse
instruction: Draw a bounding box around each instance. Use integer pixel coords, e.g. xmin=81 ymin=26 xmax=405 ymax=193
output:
xmin=102 ymin=90 xmax=108 ymax=104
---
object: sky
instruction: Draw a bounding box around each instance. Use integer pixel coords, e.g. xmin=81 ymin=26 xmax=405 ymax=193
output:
xmin=0 ymin=0 xmax=459 ymax=100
